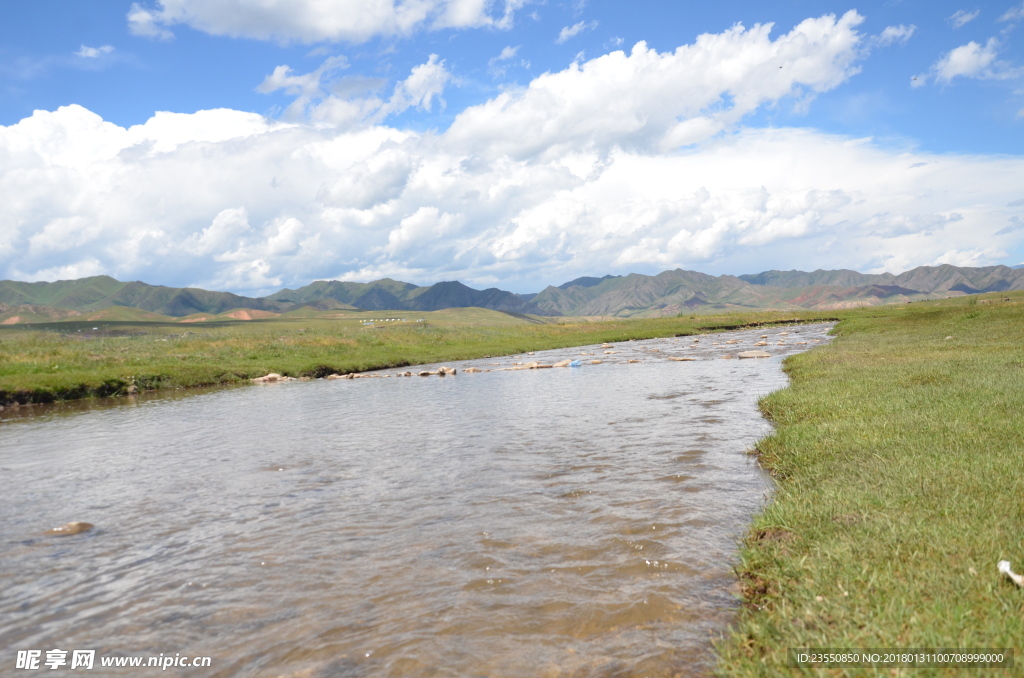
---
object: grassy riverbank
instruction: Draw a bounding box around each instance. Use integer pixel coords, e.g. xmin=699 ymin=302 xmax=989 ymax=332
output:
xmin=718 ymin=292 xmax=1024 ymax=675
xmin=0 ymin=307 xmax=834 ymax=406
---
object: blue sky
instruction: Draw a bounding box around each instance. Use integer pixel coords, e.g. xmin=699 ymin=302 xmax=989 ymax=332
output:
xmin=1 ymin=1 xmax=1023 ymax=293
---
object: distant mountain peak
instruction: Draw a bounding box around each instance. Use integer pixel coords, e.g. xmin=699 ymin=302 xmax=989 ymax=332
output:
xmin=2 ymin=263 xmax=1022 ymax=322
xmin=557 ymin=274 xmax=621 ymax=290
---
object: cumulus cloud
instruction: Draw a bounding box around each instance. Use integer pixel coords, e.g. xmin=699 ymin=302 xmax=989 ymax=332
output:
xmin=3 ymin=12 xmax=1023 ymax=293
xmin=913 ymin=38 xmax=1022 ymax=86
xmin=258 ymin=54 xmax=451 ymax=126
xmin=126 ymin=0 xmax=528 ymax=44
xmin=127 ymin=3 xmax=174 ymax=40
xmin=257 ymin=55 xmax=351 ymax=119
xmin=381 ymin=54 xmax=451 ymax=115
xmin=935 ymin=39 xmax=1002 ymax=81
xmin=449 ymin=11 xmax=867 ymax=158
xmin=932 ymin=248 xmax=1005 ymax=267
xmin=75 ymin=45 xmax=115 ymax=58
xmin=949 ymin=9 xmax=980 ymax=28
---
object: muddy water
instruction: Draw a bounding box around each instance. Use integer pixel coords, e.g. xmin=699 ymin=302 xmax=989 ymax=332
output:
xmin=0 ymin=324 xmax=832 ymax=677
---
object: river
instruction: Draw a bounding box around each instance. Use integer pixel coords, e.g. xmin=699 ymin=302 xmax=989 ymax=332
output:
xmin=0 ymin=323 xmax=832 ymax=677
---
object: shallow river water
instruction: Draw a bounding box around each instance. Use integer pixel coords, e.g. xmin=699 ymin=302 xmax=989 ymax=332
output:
xmin=0 ymin=323 xmax=833 ymax=677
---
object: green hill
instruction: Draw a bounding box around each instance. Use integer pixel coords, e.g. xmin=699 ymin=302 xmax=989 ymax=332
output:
xmin=2 ymin=264 xmax=1023 ymax=325
xmin=267 ymin=278 xmax=552 ymax=315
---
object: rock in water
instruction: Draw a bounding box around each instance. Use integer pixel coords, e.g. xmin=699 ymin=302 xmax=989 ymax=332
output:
xmin=45 ymin=521 xmax=93 ymax=536
xmin=738 ymin=350 xmax=772 ymax=359
xmin=463 ymin=367 xmax=482 ymax=373
xmin=553 ymin=359 xmax=572 ymax=367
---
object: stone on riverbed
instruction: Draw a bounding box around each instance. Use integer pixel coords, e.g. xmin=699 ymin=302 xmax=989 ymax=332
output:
xmin=738 ymin=350 xmax=772 ymax=359
xmin=463 ymin=367 xmax=482 ymax=373
xmin=45 ymin=521 xmax=93 ymax=536
xmin=553 ymin=359 xmax=572 ymax=367
xmin=590 ymin=360 xmax=602 ymax=364
xmin=668 ymin=357 xmax=696 ymax=361
xmin=252 ymin=373 xmax=297 ymax=383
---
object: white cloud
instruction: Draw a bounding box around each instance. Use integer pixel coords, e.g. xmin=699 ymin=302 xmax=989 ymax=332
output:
xmin=381 ymin=54 xmax=451 ymax=115
xmin=258 ymin=55 xmax=451 ymax=125
xmin=29 ymin=258 xmax=107 ymax=282
xmin=915 ymin=38 xmax=1022 ymax=85
xmin=126 ymin=0 xmax=528 ymax=44
xmin=932 ymin=248 xmax=1004 ymax=267
xmin=490 ymin=45 xmax=519 ymax=64
xmin=557 ymin=20 xmax=596 ymax=44
xmin=1000 ymin=2 xmax=1024 ymax=21
xmin=488 ymin=45 xmax=520 ymax=77
xmin=936 ymin=39 xmax=1001 ymax=81
xmin=256 ymin=55 xmax=351 ymax=119
xmin=127 ymin=3 xmax=174 ymax=40
xmin=183 ymin=207 xmax=252 ymax=256
xmin=872 ymin=24 xmax=915 ymax=47
xmin=949 ymin=9 xmax=980 ymax=28
xmin=449 ymin=11 xmax=867 ymax=158
xmin=3 ymin=13 xmax=1023 ymax=293
xmin=75 ymin=45 xmax=115 ymax=59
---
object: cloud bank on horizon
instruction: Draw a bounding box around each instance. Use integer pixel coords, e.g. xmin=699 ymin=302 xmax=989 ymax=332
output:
xmin=1 ymin=1 xmax=1023 ymax=294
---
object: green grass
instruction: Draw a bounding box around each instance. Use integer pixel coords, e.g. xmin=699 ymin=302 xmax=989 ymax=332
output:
xmin=5 ymin=291 xmax=1024 ymax=671
xmin=0 ymin=306 xmax=836 ymax=405
xmin=717 ymin=293 xmax=1024 ymax=676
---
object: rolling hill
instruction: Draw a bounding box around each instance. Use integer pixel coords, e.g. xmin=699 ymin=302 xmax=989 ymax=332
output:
xmin=528 ymin=264 xmax=1024 ymax=317
xmin=2 ymin=263 xmax=1023 ymax=325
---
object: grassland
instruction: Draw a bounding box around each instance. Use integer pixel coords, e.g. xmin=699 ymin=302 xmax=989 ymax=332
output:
xmin=4 ymin=289 xmax=1024 ymax=671
xmin=0 ymin=306 xmax=836 ymax=406
xmin=717 ymin=291 xmax=1024 ymax=676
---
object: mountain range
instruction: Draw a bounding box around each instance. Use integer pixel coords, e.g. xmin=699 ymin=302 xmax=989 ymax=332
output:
xmin=1 ymin=264 xmax=1022 ymax=325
